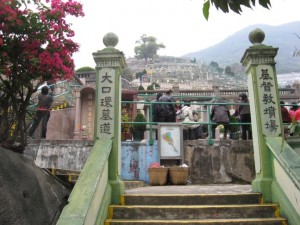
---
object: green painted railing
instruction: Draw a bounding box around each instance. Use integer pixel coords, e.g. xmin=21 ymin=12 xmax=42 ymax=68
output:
xmin=56 ymin=139 xmax=112 ymax=225
xmin=122 ymin=99 xmax=252 ymax=145
xmin=265 ymin=137 xmax=300 ymax=225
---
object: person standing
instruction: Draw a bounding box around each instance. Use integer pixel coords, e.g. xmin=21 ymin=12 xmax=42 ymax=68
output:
xmin=152 ymin=92 xmax=163 ymax=123
xmin=280 ymin=101 xmax=291 ymax=137
xmin=289 ymin=102 xmax=299 ymax=122
xmin=28 ymin=86 xmax=54 ymax=139
xmin=280 ymin=101 xmax=291 ymax=123
xmin=175 ymin=100 xmax=183 ymax=122
xmin=157 ymin=89 xmax=176 ymax=122
xmin=210 ymin=98 xmax=230 ymax=140
xmin=238 ymin=93 xmax=252 ymax=140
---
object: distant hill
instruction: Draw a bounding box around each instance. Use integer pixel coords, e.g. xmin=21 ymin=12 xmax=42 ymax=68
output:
xmin=184 ymin=21 xmax=300 ymax=74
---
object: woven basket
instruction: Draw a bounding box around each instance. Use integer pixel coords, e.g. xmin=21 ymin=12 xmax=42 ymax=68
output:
xmin=148 ymin=167 xmax=168 ymax=186
xmin=168 ymin=167 xmax=189 ymax=185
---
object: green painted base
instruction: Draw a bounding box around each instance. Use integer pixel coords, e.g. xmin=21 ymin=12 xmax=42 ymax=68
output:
xmin=95 ymin=184 xmax=111 ymax=225
xmin=272 ymin=180 xmax=300 ymax=225
xmin=109 ymin=179 xmax=125 ymax=204
xmin=252 ymin=176 xmax=273 ymax=202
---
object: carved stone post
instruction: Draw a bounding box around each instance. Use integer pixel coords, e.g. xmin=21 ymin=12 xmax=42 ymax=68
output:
xmin=73 ymin=89 xmax=81 ymax=139
xmin=93 ymin=33 xmax=125 ymax=203
xmin=241 ymin=29 xmax=282 ymax=201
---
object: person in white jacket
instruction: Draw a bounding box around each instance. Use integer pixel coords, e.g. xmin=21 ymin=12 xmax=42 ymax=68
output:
xmin=181 ymin=104 xmax=204 ymax=139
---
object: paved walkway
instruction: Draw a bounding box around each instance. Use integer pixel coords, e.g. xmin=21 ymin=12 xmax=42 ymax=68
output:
xmin=126 ymin=184 xmax=253 ymax=195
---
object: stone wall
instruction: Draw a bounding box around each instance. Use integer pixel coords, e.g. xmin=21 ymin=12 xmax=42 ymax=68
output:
xmin=26 ymin=139 xmax=254 ymax=184
xmin=47 ymin=108 xmax=75 ymax=140
xmin=184 ymin=140 xmax=254 ymax=184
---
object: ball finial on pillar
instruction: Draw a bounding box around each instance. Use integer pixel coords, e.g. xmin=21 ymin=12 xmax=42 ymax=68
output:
xmin=103 ymin=32 xmax=119 ymax=48
xmin=249 ymin=28 xmax=265 ymax=45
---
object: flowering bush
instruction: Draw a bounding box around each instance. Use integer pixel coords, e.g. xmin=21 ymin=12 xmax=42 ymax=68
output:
xmin=121 ymin=108 xmax=130 ymax=133
xmin=0 ymin=0 xmax=84 ymax=150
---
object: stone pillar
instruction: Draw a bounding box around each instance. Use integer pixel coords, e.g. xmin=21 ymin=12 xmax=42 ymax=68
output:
xmin=73 ymin=89 xmax=81 ymax=139
xmin=240 ymin=29 xmax=282 ymax=201
xmin=213 ymin=85 xmax=220 ymax=96
xmin=172 ymin=82 xmax=179 ymax=95
xmin=92 ymin=33 xmax=125 ymax=204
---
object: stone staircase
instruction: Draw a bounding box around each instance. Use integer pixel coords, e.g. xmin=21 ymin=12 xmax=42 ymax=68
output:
xmin=105 ymin=192 xmax=287 ymax=225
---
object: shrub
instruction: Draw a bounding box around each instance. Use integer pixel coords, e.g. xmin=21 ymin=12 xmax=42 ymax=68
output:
xmin=228 ymin=115 xmax=240 ymax=133
xmin=121 ymin=109 xmax=130 ymax=132
xmin=131 ymin=111 xmax=146 ymax=132
xmin=138 ymin=85 xmax=145 ymax=91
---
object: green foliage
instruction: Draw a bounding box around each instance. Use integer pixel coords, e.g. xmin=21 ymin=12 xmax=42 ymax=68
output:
xmin=225 ymin=66 xmax=235 ymax=76
xmin=121 ymin=109 xmax=130 ymax=132
xmin=76 ymin=67 xmax=95 ymax=72
xmin=138 ymin=85 xmax=145 ymax=91
xmin=203 ymin=0 xmax=210 ymax=20
xmin=147 ymin=82 xmax=159 ymax=90
xmin=134 ymin=34 xmax=165 ymax=63
xmin=203 ymin=0 xmax=271 ymax=20
xmin=122 ymin=66 xmax=134 ymax=81
xmin=147 ymin=85 xmax=154 ymax=90
xmin=131 ymin=111 xmax=147 ymax=132
xmin=154 ymin=83 xmax=160 ymax=88
xmin=228 ymin=115 xmax=240 ymax=133
xmin=0 ymin=0 xmax=83 ymax=150
xmin=209 ymin=61 xmax=219 ymax=68
xmin=136 ymin=69 xmax=147 ymax=79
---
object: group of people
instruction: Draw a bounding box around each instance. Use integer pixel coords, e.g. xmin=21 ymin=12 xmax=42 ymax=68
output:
xmin=152 ymin=90 xmax=252 ymax=141
xmin=152 ymin=89 xmax=205 ymax=140
xmin=210 ymin=93 xmax=252 ymax=140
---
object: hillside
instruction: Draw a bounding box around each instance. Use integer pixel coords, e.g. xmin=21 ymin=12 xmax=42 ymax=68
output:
xmin=184 ymin=21 xmax=300 ymax=74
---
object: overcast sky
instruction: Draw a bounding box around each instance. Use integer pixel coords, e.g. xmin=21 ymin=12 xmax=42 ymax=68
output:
xmin=70 ymin=0 xmax=300 ymax=69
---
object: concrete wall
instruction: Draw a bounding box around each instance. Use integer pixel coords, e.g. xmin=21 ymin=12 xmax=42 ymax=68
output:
xmin=184 ymin=140 xmax=254 ymax=184
xmin=26 ymin=139 xmax=254 ymax=184
xmin=47 ymin=109 xmax=75 ymax=140
xmin=27 ymin=140 xmax=93 ymax=171
xmin=121 ymin=141 xmax=159 ymax=182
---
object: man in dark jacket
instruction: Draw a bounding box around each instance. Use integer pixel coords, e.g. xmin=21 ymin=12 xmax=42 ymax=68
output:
xmin=157 ymin=89 xmax=176 ymax=122
xmin=238 ymin=93 xmax=252 ymax=140
xmin=28 ymin=86 xmax=54 ymax=139
xmin=152 ymin=92 xmax=163 ymax=123
xmin=210 ymin=98 xmax=230 ymax=140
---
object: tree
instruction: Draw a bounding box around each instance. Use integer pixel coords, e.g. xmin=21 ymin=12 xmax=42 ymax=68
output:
xmin=134 ymin=34 xmax=165 ymax=63
xmin=202 ymin=0 xmax=271 ymax=20
xmin=225 ymin=66 xmax=234 ymax=76
xmin=147 ymin=84 xmax=154 ymax=90
xmin=209 ymin=61 xmax=219 ymax=69
xmin=121 ymin=66 xmax=134 ymax=82
xmin=147 ymin=82 xmax=160 ymax=90
xmin=135 ymin=69 xmax=147 ymax=80
xmin=0 ymin=0 xmax=84 ymax=152
xmin=76 ymin=67 xmax=96 ymax=72
xmin=138 ymin=85 xmax=145 ymax=91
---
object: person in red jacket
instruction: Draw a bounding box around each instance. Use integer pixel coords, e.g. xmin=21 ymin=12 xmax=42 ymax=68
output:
xmin=289 ymin=102 xmax=300 ymax=136
xmin=280 ymin=101 xmax=291 ymax=123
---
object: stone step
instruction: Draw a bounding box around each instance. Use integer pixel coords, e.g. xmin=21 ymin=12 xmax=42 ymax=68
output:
xmin=121 ymin=193 xmax=262 ymax=205
xmin=108 ymin=204 xmax=279 ymax=220
xmin=124 ymin=181 xmax=144 ymax=190
xmin=105 ymin=218 xmax=287 ymax=225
